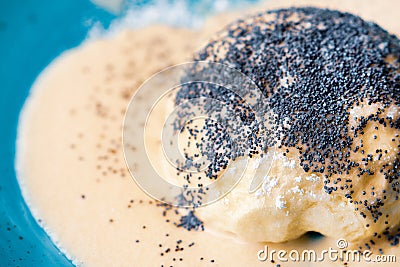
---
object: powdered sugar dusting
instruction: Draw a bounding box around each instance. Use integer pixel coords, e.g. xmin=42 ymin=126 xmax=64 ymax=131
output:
xmin=305 ymin=173 xmax=319 ymax=182
xmin=290 ymin=185 xmax=304 ymax=195
xmin=294 ymin=176 xmax=302 ymax=183
xmin=275 ymin=195 xmax=287 ymax=209
xmin=255 ymin=176 xmax=279 ymax=198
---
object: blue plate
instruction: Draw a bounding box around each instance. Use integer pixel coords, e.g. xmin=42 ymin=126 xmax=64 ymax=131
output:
xmin=0 ymin=1 xmax=115 ymax=265
xmin=0 ymin=0 xmax=260 ymax=265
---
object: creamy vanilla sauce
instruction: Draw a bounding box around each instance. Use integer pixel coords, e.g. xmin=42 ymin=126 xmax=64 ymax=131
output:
xmin=16 ymin=1 xmax=400 ymax=266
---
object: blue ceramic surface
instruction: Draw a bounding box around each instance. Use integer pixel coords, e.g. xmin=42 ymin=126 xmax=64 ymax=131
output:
xmin=0 ymin=1 xmax=114 ymax=265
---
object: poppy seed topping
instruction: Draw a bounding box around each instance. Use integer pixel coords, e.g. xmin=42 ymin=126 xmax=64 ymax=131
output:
xmin=175 ymin=7 xmax=400 ymax=245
